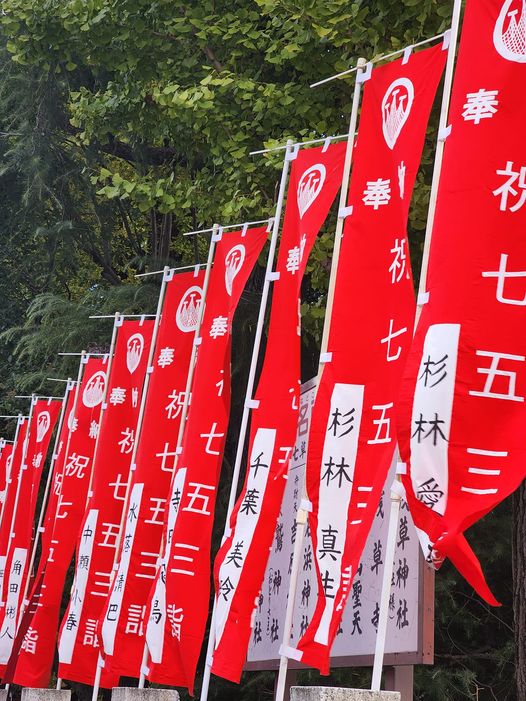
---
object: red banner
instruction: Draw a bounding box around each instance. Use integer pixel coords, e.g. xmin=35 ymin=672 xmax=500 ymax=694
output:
xmin=0 ymin=443 xmax=13 ymax=522
xmin=0 ymin=398 xmax=62 ymax=666
xmin=211 ymin=142 xmax=346 ymax=683
xmin=57 ymin=320 xmax=154 ymax=687
xmin=397 ymin=0 xmax=526 ymax=606
xmin=11 ymin=357 xmax=107 ymax=686
xmin=144 ymin=226 xmax=268 ymax=691
xmin=0 ymin=418 xmax=28 ymax=615
xmin=295 ymin=45 xmax=446 ymax=673
xmin=100 ymin=269 xmax=205 ymax=678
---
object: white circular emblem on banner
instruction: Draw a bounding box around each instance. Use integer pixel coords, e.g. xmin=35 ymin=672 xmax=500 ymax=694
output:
xmin=82 ymin=370 xmax=106 ymax=408
xmin=494 ymin=0 xmax=526 ymax=62
xmin=224 ymin=245 xmax=246 ymax=296
xmin=176 ymin=286 xmax=203 ymax=333
xmin=297 ymin=164 xmax=327 ymax=219
xmin=381 ymin=77 xmax=415 ymax=150
xmin=126 ymin=333 xmax=144 ymax=374
xmin=36 ymin=411 xmax=51 ymax=443
xmin=67 ymin=410 xmax=77 ymax=432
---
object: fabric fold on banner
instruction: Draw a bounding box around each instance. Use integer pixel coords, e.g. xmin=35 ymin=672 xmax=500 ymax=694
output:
xmin=145 ymin=226 xmax=268 ymax=692
xmin=397 ymin=0 xmax=526 ymax=607
xmin=295 ymin=44 xmax=447 ymax=674
xmin=57 ymin=320 xmax=154 ymax=687
xmin=211 ymin=141 xmax=346 ymax=683
xmin=0 ymin=398 xmax=61 ymax=668
xmin=99 ymin=270 xmax=205 ymax=679
xmin=11 ymin=357 xmax=107 ymax=687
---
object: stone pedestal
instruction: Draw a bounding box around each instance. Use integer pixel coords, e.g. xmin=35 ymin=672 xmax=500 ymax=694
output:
xmin=21 ymin=691 xmax=71 ymax=701
xmin=111 ymin=689 xmax=179 ymax=701
xmin=0 ymin=690 xmax=7 ymax=701
xmin=290 ymin=688 xmax=400 ymax=701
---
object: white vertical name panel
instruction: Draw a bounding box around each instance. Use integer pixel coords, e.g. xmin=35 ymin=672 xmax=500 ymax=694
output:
xmin=246 ymin=379 xmax=432 ymax=670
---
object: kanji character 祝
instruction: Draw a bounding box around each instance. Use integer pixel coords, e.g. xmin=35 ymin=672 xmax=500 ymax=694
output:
xmin=493 ymin=161 xmax=526 ymax=212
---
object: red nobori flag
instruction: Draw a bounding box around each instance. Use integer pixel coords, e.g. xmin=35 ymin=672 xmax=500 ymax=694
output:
xmin=0 ymin=398 xmax=62 ymax=666
xmin=397 ymin=0 xmax=526 ymax=606
xmin=57 ymin=319 xmax=154 ymax=687
xmin=0 ymin=417 xmax=28 ymax=632
xmin=11 ymin=357 xmax=107 ymax=687
xmin=0 ymin=419 xmax=28 ymax=563
xmin=100 ymin=269 xmax=205 ymax=678
xmin=0 ymin=443 xmax=14 ymax=521
xmin=211 ymin=142 xmax=346 ymax=683
xmin=33 ymin=387 xmax=76 ymax=588
xmin=6 ymin=388 xmax=76 ymax=686
xmin=145 ymin=226 xmax=268 ymax=691
xmin=295 ymin=45 xmax=446 ymax=674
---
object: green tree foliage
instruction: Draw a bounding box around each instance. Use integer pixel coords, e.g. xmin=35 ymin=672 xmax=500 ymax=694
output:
xmin=0 ymin=1 xmax=519 ymax=699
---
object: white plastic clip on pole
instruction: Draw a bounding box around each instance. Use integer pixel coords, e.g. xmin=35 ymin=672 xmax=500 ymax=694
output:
xmin=274 ymin=57 xmax=368 ymax=701
xmin=199 ymin=143 xmax=295 ymax=701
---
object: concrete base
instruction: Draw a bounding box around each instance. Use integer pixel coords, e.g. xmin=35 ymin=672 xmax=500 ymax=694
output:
xmin=111 ymin=689 xmax=179 ymax=701
xmin=291 ymin=688 xmax=400 ymax=701
xmin=21 ymin=691 xmax=71 ymax=701
xmin=0 ymin=691 xmax=7 ymax=701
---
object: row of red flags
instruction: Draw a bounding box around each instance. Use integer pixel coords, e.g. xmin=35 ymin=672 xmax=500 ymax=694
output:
xmin=0 ymin=0 xmax=523 ymax=691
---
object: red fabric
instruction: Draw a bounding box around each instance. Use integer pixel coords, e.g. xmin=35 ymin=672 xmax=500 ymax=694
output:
xmin=296 ymin=45 xmax=446 ymax=674
xmin=0 ymin=420 xmax=28 ymax=678
xmin=0 ymin=444 xmax=13 ymax=519
xmin=57 ymin=320 xmax=154 ymax=687
xmin=100 ymin=270 xmax=205 ymax=679
xmin=0 ymin=421 xmax=28 ymax=561
xmin=11 ymin=357 xmax=107 ymax=686
xmin=0 ymin=399 xmax=61 ymax=666
xmin=145 ymin=227 xmax=268 ymax=691
xmin=397 ymin=0 xmax=526 ymax=607
xmin=211 ymin=142 xmax=346 ymax=683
